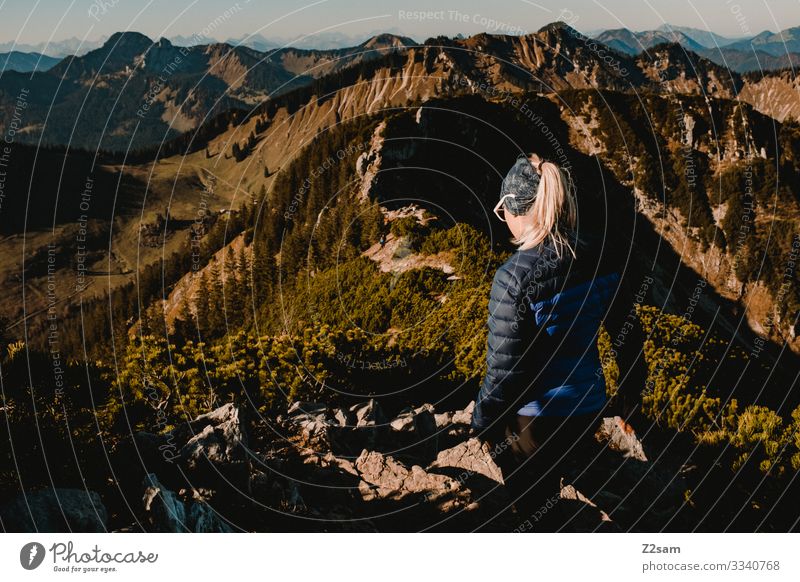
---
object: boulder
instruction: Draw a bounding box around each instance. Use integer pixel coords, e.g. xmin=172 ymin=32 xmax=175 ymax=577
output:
xmin=287 ymin=401 xmax=328 ymax=418
xmin=595 ymin=416 xmax=648 ymax=461
xmin=355 ymin=450 xmax=463 ymax=504
xmin=451 ymin=401 xmax=474 ymax=425
xmin=332 ymin=407 xmax=355 ymax=427
xmin=142 ymin=473 xmax=187 ymax=532
xmin=142 ymin=473 xmax=232 ymax=532
xmin=429 ymin=437 xmax=504 ymax=485
xmin=387 ymin=404 xmax=439 ymax=461
xmin=187 ymin=501 xmax=234 ymax=533
xmin=0 ymin=488 xmax=108 ymax=532
xmin=350 ymin=399 xmax=386 ymax=427
xmin=434 ymin=412 xmax=454 ymax=428
xmin=113 ymin=403 xmax=250 ymax=490
xmin=556 ymin=481 xmax=616 ymax=531
xmin=177 ymin=403 xmax=248 ymax=468
xmin=285 ymin=401 xmax=332 ymax=445
xmin=389 ymin=407 xmax=416 ymax=432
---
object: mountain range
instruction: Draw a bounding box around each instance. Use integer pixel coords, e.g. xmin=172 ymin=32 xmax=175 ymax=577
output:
xmin=595 ymin=24 xmax=800 ymax=72
xmin=0 ymin=51 xmax=60 ymax=73
xmin=0 ymin=31 xmax=415 ymax=150
xmin=2 ymin=21 xmax=798 ymax=350
xmin=2 ymin=24 xmax=800 ymax=152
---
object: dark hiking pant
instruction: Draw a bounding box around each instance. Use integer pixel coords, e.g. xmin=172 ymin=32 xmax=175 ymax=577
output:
xmin=490 ymin=412 xmax=599 ymax=531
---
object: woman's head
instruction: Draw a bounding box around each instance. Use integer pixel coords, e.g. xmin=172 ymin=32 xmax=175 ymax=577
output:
xmin=495 ymin=153 xmax=577 ymax=257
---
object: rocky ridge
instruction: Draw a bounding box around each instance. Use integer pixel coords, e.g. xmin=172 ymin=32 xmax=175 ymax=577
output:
xmin=1 ymin=401 xmax=692 ymax=532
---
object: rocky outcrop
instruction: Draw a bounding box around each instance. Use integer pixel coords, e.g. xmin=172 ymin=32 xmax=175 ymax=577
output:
xmin=355 ymin=450 xmax=467 ymax=508
xmin=82 ymin=402 xmax=693 ymax=531
xmin=176 ymin=403 xmax=249 ymax=471
xmin=0 ymin=488 xmax=108 ymax=532
xmin=596 ymin=416 xmax=648 ymax=461
xmin=429 ymin=437 xmax=504 ymax=485
xmin=114 ymin=402 xmax=250 ymax=486
xmin=141 ymin=473 xmax=232 ymax=533
xmin=106 ymin=403 xmax=252 ymax=531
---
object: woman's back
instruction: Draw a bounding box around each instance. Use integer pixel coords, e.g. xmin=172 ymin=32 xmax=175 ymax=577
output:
xmin=473 ymin=229 xmax=620 ymax=427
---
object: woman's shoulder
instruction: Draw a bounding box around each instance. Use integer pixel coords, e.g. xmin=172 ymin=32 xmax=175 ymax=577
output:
xmin=493 ymin=246 xmax=552 ymax=295
xmin=494 ymin=231 xmax=615 ymax=296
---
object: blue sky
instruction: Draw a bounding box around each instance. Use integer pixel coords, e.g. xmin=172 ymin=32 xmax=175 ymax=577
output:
xmin=1 ymin=0 xmax=797 ymax=45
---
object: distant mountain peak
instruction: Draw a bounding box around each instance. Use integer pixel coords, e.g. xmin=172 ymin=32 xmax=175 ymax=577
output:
xmin=537 ymin=20 xmax=581 ymax=36
xmin=359 ymin=33 xmax=417 ymax=49
xmin=104 ymin=31 xmax=152 ymax=51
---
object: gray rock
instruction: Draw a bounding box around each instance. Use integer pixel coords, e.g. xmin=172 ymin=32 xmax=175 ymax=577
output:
xmin=288 ymin=401 xmax=328 ymax=418
xmin=286 ymin=402 xmax=334 ymax=445
xmin=413 ymin=405 xmax=437 ymax=435
xmin=557 ymin=480 xmax=615 ymax=531
xmin=177 ymin=403 xmax=249 ymax=470
xmin=142 ymin=473 xmax=187 ymax=532
xmin=0 ymin=488 xmax=108 ymax=532
xmin=340 ymin=399 xmax=387 ymax=452
xmin=142 ymin=473 xmax=232 ymax=532
xmin=299 ymin=418 xmax=331 ymax=442
xmin=350 ymin=399 xmax=386 ymax=427
xmin=186 ymin=501 xmax=233 ymax=533
xmin=332 ymin=407 xmax=355 ymax=427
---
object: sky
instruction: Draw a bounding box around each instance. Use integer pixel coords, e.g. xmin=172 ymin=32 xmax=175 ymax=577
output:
xmin=0 ymin=0 xmax=798 ymax=47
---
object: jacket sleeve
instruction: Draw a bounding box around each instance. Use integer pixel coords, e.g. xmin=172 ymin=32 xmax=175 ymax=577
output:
xmin=471 ymin=262 xmax=535 ymax=434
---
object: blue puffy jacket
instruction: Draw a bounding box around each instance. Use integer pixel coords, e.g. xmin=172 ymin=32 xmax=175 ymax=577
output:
xmin=471 ymin=230 xmax=620 ymax=433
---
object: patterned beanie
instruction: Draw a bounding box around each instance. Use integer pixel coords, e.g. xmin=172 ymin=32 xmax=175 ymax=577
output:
xmin=500 ymin=155 xmax=541 ymax=216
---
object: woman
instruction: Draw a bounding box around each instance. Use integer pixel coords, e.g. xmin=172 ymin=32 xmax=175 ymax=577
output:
xmin=471 ymin=153 xmax=622 ymax=530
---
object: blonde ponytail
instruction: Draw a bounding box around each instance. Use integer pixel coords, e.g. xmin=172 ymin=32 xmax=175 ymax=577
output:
xmin=511 ymin=161 xmax=577 ymax=257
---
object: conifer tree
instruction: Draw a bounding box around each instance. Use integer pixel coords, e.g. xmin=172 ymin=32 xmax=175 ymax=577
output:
xmin=224 ymin=247 xmax=243 ymax=328
xmin=194 ymin=271 xmax=211 ymax=335
xmin=236 ymin=246 xmax=252 ymax=323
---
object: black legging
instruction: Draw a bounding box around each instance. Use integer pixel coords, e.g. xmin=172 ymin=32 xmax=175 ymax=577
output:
xmin=490 ymin=412 xmax=599 ymax=530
